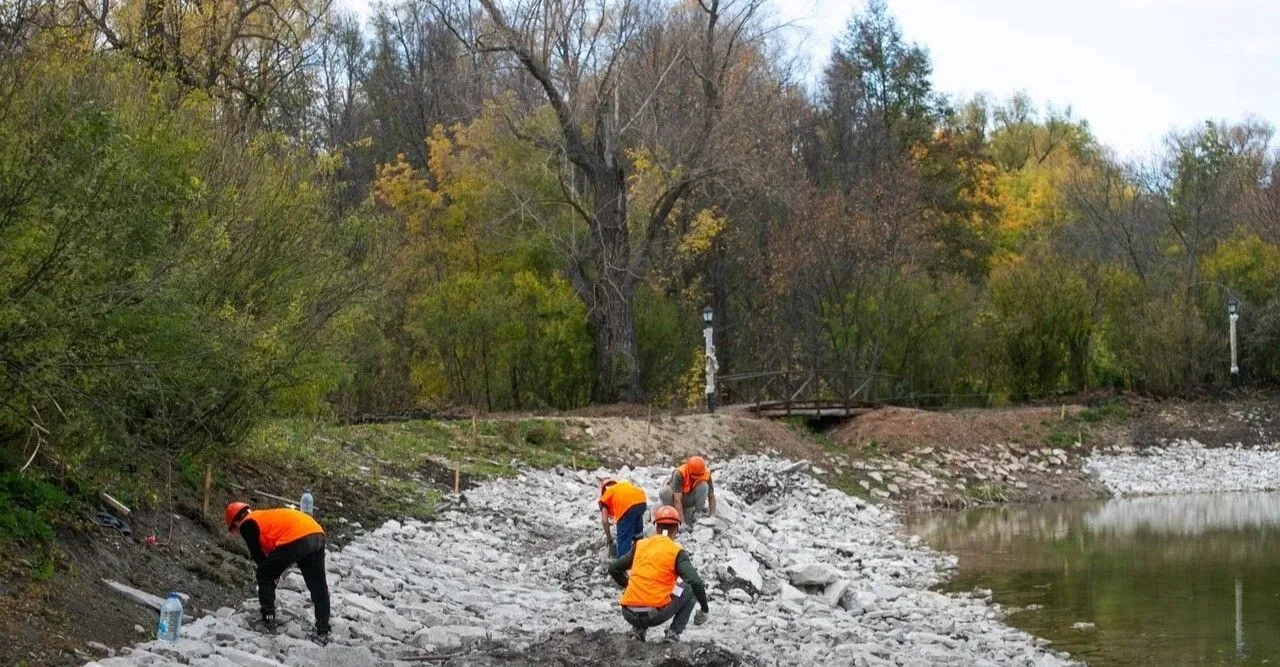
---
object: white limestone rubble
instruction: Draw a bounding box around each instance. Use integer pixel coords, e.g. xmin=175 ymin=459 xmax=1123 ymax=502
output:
xmin=87 ymin=455 xmax=1073 ymax=666
xmin=1086 ymin=440 xmax=1280 ymax=496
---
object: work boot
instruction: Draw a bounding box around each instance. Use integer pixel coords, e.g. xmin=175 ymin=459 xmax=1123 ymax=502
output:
xmin=630 ymin=626 xmax=647 ymax=642
xmin=313 ymin=631 xmax=331 ymax=646
xmin=663 ymin=630 xmax=680 ymax=643
xmin=258 ymin=614 xmax=278 ymax=634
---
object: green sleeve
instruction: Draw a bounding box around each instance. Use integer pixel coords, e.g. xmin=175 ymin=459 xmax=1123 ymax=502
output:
xmin=676 ymin=550 xmax=709 ymax=611
xmin=608 ymin=548 xmax=634 ymax=588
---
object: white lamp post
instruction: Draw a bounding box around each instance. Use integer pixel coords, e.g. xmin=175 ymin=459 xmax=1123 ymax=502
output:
xmin=702 ymin=306 xmax=717 ymax=413
xmin=1228 ymin=295 xmax=1240 ymax=386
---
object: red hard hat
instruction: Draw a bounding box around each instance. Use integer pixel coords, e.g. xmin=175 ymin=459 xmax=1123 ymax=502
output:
xmin=685 ymin=456 xmax=707 ymax=476
xmin=599 ymin=478 xmax=617 ymax=495
xmin=654 ymin=505 xmax=681 ymax=526
xmin=225 ymin=502 xmax=250 ymax=532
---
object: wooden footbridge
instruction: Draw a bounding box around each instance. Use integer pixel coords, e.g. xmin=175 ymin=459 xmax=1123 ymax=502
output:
xmin=718 ymin=368 xmax=906 ymax=418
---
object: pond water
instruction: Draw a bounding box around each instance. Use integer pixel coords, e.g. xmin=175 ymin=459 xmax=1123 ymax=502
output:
xmin=911 ymin=493 xmax=1280 ymax=666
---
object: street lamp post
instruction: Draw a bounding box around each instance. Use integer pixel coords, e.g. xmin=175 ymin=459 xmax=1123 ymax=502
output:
xmin=702 ymin=306 xmax=717 ymax=413
xmin=1228 ymin=296 xmax=1240 ymax=386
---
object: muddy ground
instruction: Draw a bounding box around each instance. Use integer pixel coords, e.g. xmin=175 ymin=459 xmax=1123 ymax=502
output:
xmin=449 ymin=629 xmax=754 ymax=667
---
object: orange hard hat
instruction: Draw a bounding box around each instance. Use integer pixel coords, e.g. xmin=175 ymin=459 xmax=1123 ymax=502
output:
xmin=654 ymin=505 xmax=681 ymax=526
xmin=685 ymin=456 xmax=707 ymax=476
xmin=599 ymin=478 xmax=617 ymax=495
xmin=225 ymin=502 xmax=250 ymax=532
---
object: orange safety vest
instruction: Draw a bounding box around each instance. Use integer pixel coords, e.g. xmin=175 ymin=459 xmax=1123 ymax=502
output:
xmin=599 ymin=481 xmax=647 ymax=521
xmin=676 ymin=463 xmax=711 ymax=494
xmin=619 ymin=534 xmax=683 ymax=608
xmin=249 ymin=508 xmax=324 ymax=555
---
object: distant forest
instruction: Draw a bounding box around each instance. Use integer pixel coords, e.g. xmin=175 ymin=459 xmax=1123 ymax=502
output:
xmin=4 ymin=0 xmax=1280 ymax=471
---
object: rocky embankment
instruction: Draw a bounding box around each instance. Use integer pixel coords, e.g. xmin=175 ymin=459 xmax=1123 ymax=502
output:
xmin=86 ymin=457 xmax=1071 ymax=667
xmin=1086 ymin=439 xmax=1280 ymax=496
xmin=825 ymin=442 xmax=1103 ymax=510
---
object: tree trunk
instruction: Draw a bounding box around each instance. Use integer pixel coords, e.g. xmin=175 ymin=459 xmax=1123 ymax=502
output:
xmin=587 ymin=159 xmax=642 ymax=403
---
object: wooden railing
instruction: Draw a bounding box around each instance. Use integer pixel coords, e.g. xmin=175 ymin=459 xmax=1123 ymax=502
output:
xmin=718 ymin=368 xmax=906 ymax=417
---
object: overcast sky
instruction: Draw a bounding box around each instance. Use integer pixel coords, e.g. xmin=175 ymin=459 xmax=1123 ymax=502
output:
xmin=778 ymin=0 xmax=1280 ymax=157
xmin=339 ymin=0 xmax=1280 ymax=158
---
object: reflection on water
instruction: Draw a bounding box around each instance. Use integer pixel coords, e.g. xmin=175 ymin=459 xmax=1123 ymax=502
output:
xmin=911 ymin=493 xmax=1280 ymax=666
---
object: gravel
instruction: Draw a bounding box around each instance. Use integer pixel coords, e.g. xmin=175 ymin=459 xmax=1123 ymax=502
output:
xmin=1085 ymin=439 xmax=1280 ymax=496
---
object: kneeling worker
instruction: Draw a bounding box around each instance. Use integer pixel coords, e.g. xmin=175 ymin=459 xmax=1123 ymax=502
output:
xmin=226 ymin=502 xmax=330 ymax=643
xmin=609 ymin=505 xmax=709 ymax=642
xmin=658 ymin=455 xmax=716 ymax=524
xmin=599 ymin=478 xmax=648 ymax=558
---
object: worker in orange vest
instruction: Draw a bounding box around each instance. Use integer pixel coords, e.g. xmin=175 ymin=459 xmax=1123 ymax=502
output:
xmin=599 ymin=478 xmax=649 ymax=558
xmin=608 ymin=505 xmax=709 ymax=643
xmin=226 ymin=502 xmax=330 ymax=643
xmin=658 ymin=455 xmax=717 ymax=524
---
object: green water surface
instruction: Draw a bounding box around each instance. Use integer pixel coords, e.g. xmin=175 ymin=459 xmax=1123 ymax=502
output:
xmin=911 ymin=493 xmax=1280 ymax=666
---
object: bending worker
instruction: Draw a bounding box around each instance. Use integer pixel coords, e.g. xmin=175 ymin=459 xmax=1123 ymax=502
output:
xmin=599 ymin=478 xmax=649 ymax=558
xmin=226 ymin=502 xmax=330 ymax=643
xmin=609 ymin=506 xmax=709 ymax=643
xmin=658 ymin=455 xmax=716 ymax=523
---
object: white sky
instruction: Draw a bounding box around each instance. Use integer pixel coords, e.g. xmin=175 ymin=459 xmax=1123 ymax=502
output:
xmin=338 ymin=0 xmax=1280 ymax=158
xmin=778 ymin=0 xmax=1280 ymax=157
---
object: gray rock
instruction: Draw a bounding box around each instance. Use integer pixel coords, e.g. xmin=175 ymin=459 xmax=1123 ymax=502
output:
xmin=787 ymin=562 xmax=841 ymax=587
xmin=823 ymin=579 xmax=851 ymax=608
xmin=779 ymin=583 xmax=807 ymax=602
xmin=411 ymin=624 xmax=487 ymax=650
xmin=213 ymin=647 xmax=285 ymax=667
xmin=285 ymin=645 xmax=378 ymax=667
xmin=853 ymin=590 xmax=879 ymax=612
xmin=725 ymin=550 xmax=764 ymax=593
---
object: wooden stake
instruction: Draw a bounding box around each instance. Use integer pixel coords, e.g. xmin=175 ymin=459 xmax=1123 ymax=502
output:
xmin=201 ymin=465 xmax=212 ymax=516
xmin=453 ymin=467 xmax=460 ymax=494
xmin=100 ymin=492 xmax=131 ymax=516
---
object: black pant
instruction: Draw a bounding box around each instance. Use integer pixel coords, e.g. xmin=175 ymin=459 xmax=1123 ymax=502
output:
xmin=257 ymin=533 xmax=329 ymax=634
xmin=621 ymin=585 xmax=696 ymax=635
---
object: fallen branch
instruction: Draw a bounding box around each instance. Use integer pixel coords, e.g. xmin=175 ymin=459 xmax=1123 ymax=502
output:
xmin=250 ymin=489 xmax=297 ymax=506
xmin=103 ymin=579 xmax=193 ymax=622
xmin=18 ymin=429 xmax=41 ymax=473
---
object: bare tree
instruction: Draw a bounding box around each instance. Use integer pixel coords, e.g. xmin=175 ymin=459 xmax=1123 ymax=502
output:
xmin=76 ymin=0 xmax=331 ymax=130
xmin=445 ymin=0 xmax=774 ymax=402
xmin=1061 ymin=153 xmax=1163 ymax=284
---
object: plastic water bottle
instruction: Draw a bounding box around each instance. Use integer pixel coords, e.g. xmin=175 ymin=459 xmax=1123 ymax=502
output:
xmin=157 ymin=592 xmax=183 ymax=642
xmin=300 ymin=488 xmax=314 ymax=515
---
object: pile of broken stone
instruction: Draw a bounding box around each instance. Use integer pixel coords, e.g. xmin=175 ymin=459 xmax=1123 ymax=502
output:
xmin=88 ymin=455 xmax=1072 ymax=666
xmin=1086 ymin=439 xmax=1280 ymax=496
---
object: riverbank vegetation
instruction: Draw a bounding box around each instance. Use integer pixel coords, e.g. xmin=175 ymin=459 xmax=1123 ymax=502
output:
xmin=2 ymin=0 xmax=1279 ymax=544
